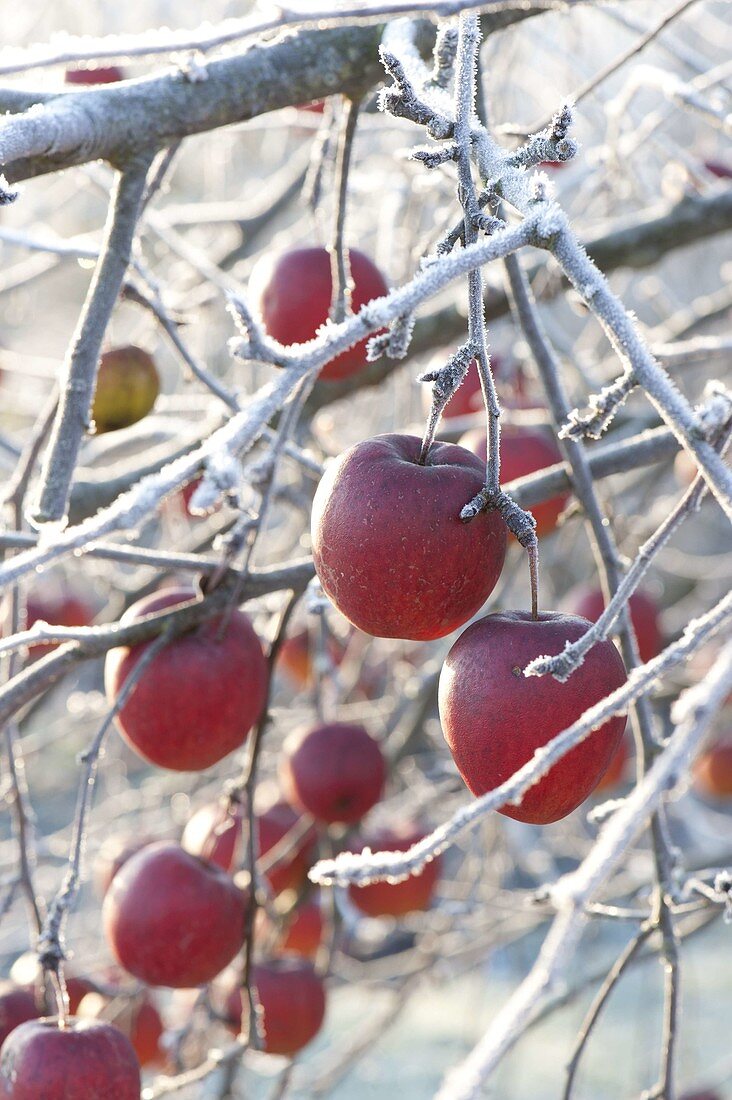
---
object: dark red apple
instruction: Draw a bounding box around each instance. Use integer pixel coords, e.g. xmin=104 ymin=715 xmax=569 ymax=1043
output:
xmin=0 ymin=1017 xmax=140 ymax=1098
xmin=77 ymin=989 xmax=164 ymax=1068
xmin=223 ymin=956 xmax=326 ymax=1054
xmin=311 ymin=434 xmax=507 ymax=640
xmin=92 ymin=346 xmax=160 ymax=433
xmin=257 ymin=897 xmax=324 ymax=960
xmin=103 ymin=842 xmax=248 ymax=988
xmin=23 ymin=592 xmax=94 ymax=659
xmin=104 ymin=587 xmax=268 ymax=771
xmin=181 ymin=797 xmax=317 ymax=896
xmin=65 ymin=66 xmax=124 ymax=85
xmin=694 ymin=740 xmax=732 ymax=800
xmin=0 ymin=984 xmax=36 ymax=1046
xmin=461 ymin=424 xmax=569 ymax=537
xmin=348 ymin=824 xmax=441 ymax=917
xmin=704 ymin=160 xmax=732 ymax=179
xmin=439 ymin=611 xmax=628 ymax=824
xmin=566 ymin=585 xmax=662 ymax=664
xmin=280 ymin=722 xmax=386 ymax=825
xmin=249 ymin=246 xmax=388 ymax=381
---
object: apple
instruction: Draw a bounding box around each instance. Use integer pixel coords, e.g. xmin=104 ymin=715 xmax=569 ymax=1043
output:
xmin=256 ymin=897 xmax=324 ymax=960
xmin=311 ymin=434 xmax=507 ymax=640
xmin=297 ymin=99 xmax=326 ymax=114
xmin=594 ymin=734 xmax=631 ymax=793
xmin=77 ymin=989 xmax=164 ymax=1068
xmin=0 ymin=1018 xmax=140 ymax=1098
xmin=222 ymin=956 xmax=326 ymax=1055
xmin=182 ymin=796 xmax=317 ymax=896
xmin=103 ymin=842 xmax=248 ymax=988
xmin=0 ymin=984 xmax=36 ymax=1046
xmin=693 ymin=740 xmax=732 ymax=800
xmin=280 ymin=722 xmax=386 ymax=825
xmin=421 ymin=355 xmax=523 ymax=421
xmin=438 ymin=611 xmax=628 ymax=824
xmin=704 ymin=160 xmax=732 ymax=179
xmin=23 ymin=591 xmax=94 ymax=659
xmin=91 ymin=345 xmax=160 ymax=434
xmin=348 ymin=823 xmax=441 ymax=917
xmin=93 ymin=834 xmax=157 ymax=897
xmin=105 ymin=587 xmax=268 ymax=771
xmin=565 ymin=585 xmax=662 ymax=664
xmin=249 ymin=246 xmax=388 ymax=381
xmin=65 ymin=66 xmax=124 ymax=85
xmin=277 ymin=628 xmax=346 ymax=690
xmin=461 ymin=424 xmax=569 ymax=537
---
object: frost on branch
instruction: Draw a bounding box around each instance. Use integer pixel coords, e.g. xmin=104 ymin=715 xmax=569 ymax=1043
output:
xmin=507 ymin=102 xmax=579 ymax=169
xmin=367 ymin=311 xmax=416 ymax=361
xmin=561 ymin=370 xmax=637 ymax=441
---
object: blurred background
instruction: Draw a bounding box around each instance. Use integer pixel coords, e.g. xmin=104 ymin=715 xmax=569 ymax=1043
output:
xmin=0 ymin=1 xmax=730 ymax=1097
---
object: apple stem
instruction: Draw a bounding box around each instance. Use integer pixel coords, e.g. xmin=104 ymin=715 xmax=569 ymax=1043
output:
xmin=528 ymin=541 xmax=539 ymax=620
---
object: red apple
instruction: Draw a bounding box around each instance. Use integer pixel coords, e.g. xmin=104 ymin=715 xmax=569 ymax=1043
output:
xmin=311 ymin=434 xmax=507 ymax=640
xmin=104 ymin=587 xmax=268 ymax=771
xmin=23 ymin=592 xmax=94 ymax=659
xmin=693 ymin=740 xmax=732 ymax=800
xmin=0 ymin=984 xmax=36 ymax=1046
xmin=91 ymin=346 xmax=160 ymax=433
xmin=280 ymin=722 xmax=386 ymax=825
xmin=421 ymin=355 xmax=519 ymax=420
xmin=182 ymin=797 xmax=317 ymax=896
xmin=93 ymin=834 xmax=157 ymax=897
xmin=65 ymin=66 xmax=124 ymax=85
xmin=222 ymin=956 xmax=326 ymax=1054
xmin=103 ymin=842 xmax=248 ymax=988
xmin=348 ymin=824 xmax=441 ymax=917
xmin=257 ymin=897 xmax=324 ymax=960
xmin=461 ymin=424 xmax=569 ymax=537
xmin=297 ymin=99 xmax=325 ymax=114
xmin=594 ymin=734 xmax=631 ymax=793
xmin=0 ymin=1017 xmax=140 ymax=1098
xmin=704 ymin=160 xmax=732 ymax=179
xmin=77 ymin=989 xmax=164 ymax=1068
xmin=249 ymin=246 xmax=388 ymax=381
xmin=565 ymin=585 xmax=662 ymax=664
xmin=439 ymin=611 xmax=628 ymax=824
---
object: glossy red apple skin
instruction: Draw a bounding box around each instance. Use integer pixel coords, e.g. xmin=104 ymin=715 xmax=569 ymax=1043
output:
xmin=0 ymin=985 xmax=36 ymax=1046
xmin=65 ymin=66 xmax=124 ymax=85
xmin=693 ymin=741 xmax=732 ymax=800
xmin=348 ymin=824 xmax=441 ymax=917
xmin=104 ymin=588 xmax=268 ymax=771
xmin=461 ymin=425 xmax=569 ymax=537
xmin=439 ymin=612 xmax=628 ymax=824
xmin=0 ymin=1017 xmax=140 ymax=1099
xmin=566 ymin=585 xmax=662 ymax=665
xmin=223 ymin=956 xmax=326 ymax=1054
xmin=103 ymin=842 xmax=248 ymax=989
xmin=77 ymin=989 xmax=164 ymax=1068
xmin=182 ymin=798 xmax=317 ymax=896
xmin=280 ymin=722 xmax=386 ymax=825
xmin=257 ymin=898 xmax=324 ymax=960
xmin=311 ymin=434 xmax=507 ymax=641
xmin=250 ymin=246 xmax=388 ymax=381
